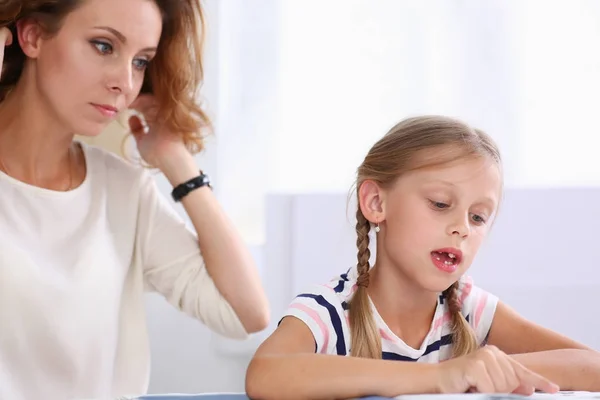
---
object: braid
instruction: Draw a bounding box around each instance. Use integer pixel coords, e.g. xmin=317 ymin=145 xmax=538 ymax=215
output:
xmin=355 ymin=209 xmax=371 ymax=288
xmin=349 ymin=207 xmax=381 ymax=358
xmin=444 ymin=281 xmax=478 ymax=357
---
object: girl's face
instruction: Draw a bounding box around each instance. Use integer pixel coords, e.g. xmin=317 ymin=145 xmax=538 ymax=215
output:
xmin=368 ymin=150 xmax=502 ymax=293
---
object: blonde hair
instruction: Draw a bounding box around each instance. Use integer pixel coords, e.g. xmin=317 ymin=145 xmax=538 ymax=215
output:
xmin=349 ymin=115 xmax=502 ymax=359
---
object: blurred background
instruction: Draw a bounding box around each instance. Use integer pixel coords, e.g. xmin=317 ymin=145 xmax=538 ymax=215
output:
xmin=82 ymin=0 xmax=600 ymax=393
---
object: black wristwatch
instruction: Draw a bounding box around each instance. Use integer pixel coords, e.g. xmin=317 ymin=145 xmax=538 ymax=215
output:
xmin=171 ymin=171 xmax=212 ymax=202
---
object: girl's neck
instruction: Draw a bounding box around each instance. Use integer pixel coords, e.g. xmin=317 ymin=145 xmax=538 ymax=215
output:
xmin=367 ymin=260 xmax=439 ymax=347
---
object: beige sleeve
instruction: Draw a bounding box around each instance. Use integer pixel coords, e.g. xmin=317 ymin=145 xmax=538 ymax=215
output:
xmin=136 ymin=171 xmax=248 ymax=340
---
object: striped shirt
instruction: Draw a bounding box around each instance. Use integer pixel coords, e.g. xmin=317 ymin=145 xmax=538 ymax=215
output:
xmin=284 ymin=266 xmax=498 ymax=361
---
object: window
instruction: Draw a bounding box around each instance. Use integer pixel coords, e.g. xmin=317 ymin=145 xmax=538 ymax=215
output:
xmin=207 ymin=0 xmax=600 ymax=243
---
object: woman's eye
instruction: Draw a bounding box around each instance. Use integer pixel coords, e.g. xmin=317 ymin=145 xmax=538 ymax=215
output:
xmin=91 ymin=40 xmax=113 ymax=54
xmin=133 ymin=58 xmax=150 ymax=70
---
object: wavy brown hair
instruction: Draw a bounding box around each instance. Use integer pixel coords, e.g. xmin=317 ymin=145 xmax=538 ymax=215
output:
xmin=0 ymin=0 xmax=210 ymax=153
xmin=350 ymin=115 xmax=502 ymax=359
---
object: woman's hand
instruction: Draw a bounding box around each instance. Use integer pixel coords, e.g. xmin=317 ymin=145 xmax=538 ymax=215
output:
xmin=0 ymin=27 xmax=13 ymax=81
xmin=127 ymin=94 xmax=190 ymax=171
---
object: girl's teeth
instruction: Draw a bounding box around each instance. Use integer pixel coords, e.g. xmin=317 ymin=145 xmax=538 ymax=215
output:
xmin=433 ymin=252 xmax=458 ymax=264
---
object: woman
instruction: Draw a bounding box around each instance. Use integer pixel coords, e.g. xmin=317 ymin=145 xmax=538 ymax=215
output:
xmin=0 ymin=0 xmax=269 ymax=398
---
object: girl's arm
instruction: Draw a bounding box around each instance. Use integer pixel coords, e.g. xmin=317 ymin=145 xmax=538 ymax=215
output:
xmin=245 ymin=316 xmax=556 ymax=399
xmin=487 ymin=301 xmax=600 ymax=390
xmin=511 ymin=350 xmax=600 ymax=391
xmin=245 ymin=317 xmax=440 ymax=400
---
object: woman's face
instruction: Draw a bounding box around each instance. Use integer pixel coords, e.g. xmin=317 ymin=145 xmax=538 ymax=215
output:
xmin=19 ymin=0 xmax=163 ymax=136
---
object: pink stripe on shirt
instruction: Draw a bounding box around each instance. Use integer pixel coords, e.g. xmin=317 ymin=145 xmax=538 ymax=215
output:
xmin=459 ymin=281 xmax=472 ymax=307
xmin=290 ymin=303 xmax=330 ymax=353
xmin=433 ymin=311 xmax=452 ymax=330
xmin=379 ymin=328 xmax=395 ymax=341
xmin=473 ymin=292 xmax=488 ymax=328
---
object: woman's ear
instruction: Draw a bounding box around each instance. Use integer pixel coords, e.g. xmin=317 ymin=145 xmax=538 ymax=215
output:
xmin=16 ymin=19 xmax=45 ymax=59
xmin=358 ymin=180 xmax=386 ymax=224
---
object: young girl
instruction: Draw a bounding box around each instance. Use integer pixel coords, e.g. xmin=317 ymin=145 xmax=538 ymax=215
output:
xmin=245 ymin=115 xmax=600 ymax=399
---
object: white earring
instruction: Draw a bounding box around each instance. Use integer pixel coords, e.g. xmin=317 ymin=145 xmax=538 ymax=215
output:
xmin=374 ymin=223 xmax=380 ymax=233
xmin=128 ymin=109 xmax=150 ymax=134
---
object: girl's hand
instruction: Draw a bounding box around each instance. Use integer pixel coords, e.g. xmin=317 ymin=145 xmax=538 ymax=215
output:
xmin=437 ymin=345 xmax=560 ymax=394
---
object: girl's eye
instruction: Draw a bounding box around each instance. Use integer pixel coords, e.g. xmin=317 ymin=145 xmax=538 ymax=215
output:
xmin=471 ymin=213 xmax=487 ymax=224
xmin=430 ymin=200 xmax=449 ymax=209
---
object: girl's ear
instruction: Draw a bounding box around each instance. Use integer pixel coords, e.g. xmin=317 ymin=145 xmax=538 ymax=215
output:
xmin=358 ymin=179 xmax=386 ymax=224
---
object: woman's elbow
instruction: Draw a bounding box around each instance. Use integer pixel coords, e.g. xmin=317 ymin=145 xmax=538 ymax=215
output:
xmin=242 ymin=306 xmax=271 ymax=334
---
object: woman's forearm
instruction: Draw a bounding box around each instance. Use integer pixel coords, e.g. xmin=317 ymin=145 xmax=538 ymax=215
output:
xmin=159 ymin=149 xmax=270 ymax=333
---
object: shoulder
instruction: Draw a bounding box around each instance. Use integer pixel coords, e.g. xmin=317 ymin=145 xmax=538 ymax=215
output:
xmin=81 ymin=142 xmax=152 ymax=188
xmin=455 ymin=275 xmax=499 ymax=344
xmin=289 ymin=267 xmax=358 ymax=308
xmin=455 ymin=275 xmax=497 ymax=308
xmin=455 ymin=274 xmax=475 ymax=306
xmin=289 ymin=278 xmax=349 ymax=319
xmin=283 ymin=269 xmax=356 ymax=355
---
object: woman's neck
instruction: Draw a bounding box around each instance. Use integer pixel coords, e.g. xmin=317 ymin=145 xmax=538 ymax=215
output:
xmin=0 ymin=80 xmax=77 ymax=189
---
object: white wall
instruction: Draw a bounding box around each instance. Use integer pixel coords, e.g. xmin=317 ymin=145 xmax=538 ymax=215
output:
xmin=202 ymin=0 xmax=600 ymax=248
